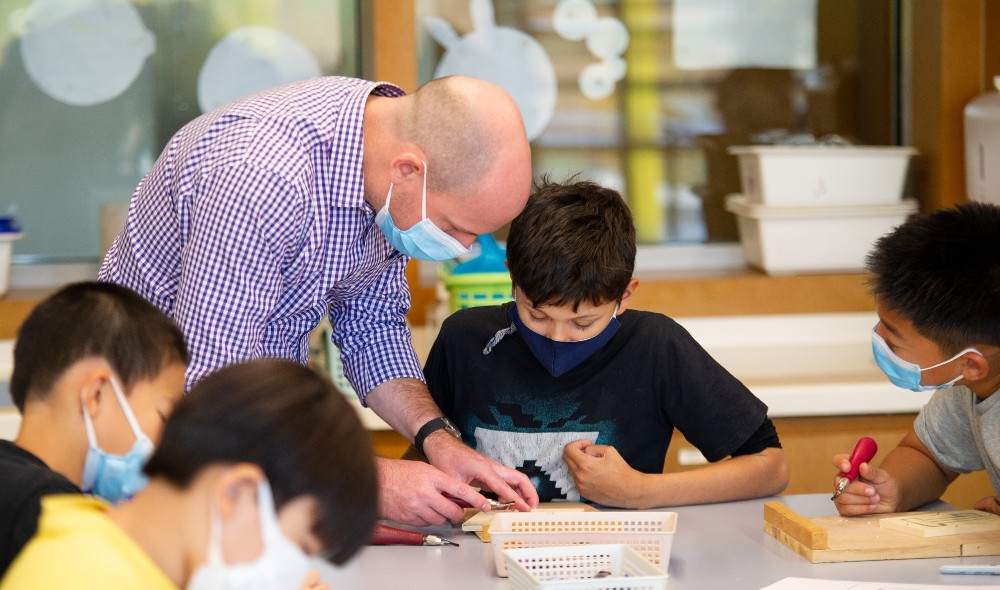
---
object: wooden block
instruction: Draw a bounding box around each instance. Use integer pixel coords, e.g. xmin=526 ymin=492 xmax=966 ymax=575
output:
xmin=763 ymin=502 xmax=1000 ymax=563
xmin=462 ymin=502 xmax=599 ymax=542
xmin=879 ymin=510 xmax=1000 ymax=537
xmin=764 ymin=502 xmax=829 ymax=550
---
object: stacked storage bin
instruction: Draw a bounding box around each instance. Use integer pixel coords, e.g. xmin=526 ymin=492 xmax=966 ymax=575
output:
xmin=440 ymin=234 xmax=513 ymax=313
xmin=724 ymin=145 xmax=919 ymax=275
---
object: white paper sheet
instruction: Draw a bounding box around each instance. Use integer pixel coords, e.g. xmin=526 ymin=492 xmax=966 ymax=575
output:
xmin=760 ymin=577 xmax=999 ymax=590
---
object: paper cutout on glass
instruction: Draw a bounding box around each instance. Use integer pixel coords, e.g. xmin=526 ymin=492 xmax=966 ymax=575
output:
xmin=673 ymin=0 xmax=817 ymax=70
xmin=425 ymin=0 xmax=556 ymax=141
xmin=197 ymin=26 xmax=323 ymax=113
xmin=10 ymin=0 xmax=154 ymax=106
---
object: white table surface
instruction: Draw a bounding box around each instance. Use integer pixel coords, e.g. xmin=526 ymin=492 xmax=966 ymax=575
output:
xmin=318 ymin=494 xmax=998 ymax=589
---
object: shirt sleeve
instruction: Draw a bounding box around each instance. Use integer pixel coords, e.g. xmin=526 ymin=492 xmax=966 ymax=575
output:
xmin=422 ymin=315 xmax=456 ymax=415
xmin=330 ymin=255 xmax=425 ymax=404
xmin=914 ymin=388 xmax=983 ymax=474
xmin=172 ymin=163 xmax=301 ymax=388
xmin=658 ymin=321 xmax=769 ymax=463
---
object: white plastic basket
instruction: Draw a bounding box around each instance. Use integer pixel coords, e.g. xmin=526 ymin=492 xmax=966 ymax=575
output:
xmin=503 ymin=544 xmax=668 ymax=590
xmin=489 ymin=511 xmax=677 ymax=577
xmin=728 ymin=145 xmax=916 ymax=206
xmin=724 ymin=194 xmax=918 ymax=275
xmin=0 ymin=231 xmax=22 ymax=297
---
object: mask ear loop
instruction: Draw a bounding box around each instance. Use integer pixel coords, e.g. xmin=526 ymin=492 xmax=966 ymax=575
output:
xmin=205 ymin=502 xmax=227 ymax=566
xmin=420 ymin=161 xmax=428 ymax=220
xmin=80 ymin=389 xmax=99 ymax=449
xmin=107 ymin=375 xmax=148 ymax=440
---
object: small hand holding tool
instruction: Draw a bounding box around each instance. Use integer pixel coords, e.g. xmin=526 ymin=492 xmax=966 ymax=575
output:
xmin=370 ymin=523 xmax=459 ymax=547
xmin=831 ymin=436 xmax=878 ymax=500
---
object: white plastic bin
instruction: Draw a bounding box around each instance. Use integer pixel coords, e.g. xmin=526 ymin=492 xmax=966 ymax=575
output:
xmin=489 ymin=511 xmax=676 ymax=577
xmin=0 ymin=220 xmax=22 ymax=297
xmin=728 ymin=145 xmax=916 ymax=205
xmin=503 ymin=544 xmax=668 ymax=590
xmin=724 ymin=195 xmax=918 ymax=275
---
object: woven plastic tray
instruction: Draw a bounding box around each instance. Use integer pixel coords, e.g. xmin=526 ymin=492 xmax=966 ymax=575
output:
xmin=503 ymin=544 xmax=669 ymax=590
xmin=490 ymin=511 xmax=677 ymax=577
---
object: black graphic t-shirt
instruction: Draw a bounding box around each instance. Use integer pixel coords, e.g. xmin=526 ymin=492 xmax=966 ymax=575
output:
xmin=423 ymin=303 xmax=769 ymax=502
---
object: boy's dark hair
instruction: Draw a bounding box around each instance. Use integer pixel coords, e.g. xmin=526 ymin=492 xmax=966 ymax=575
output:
xmin=143 ymin=359 xmax=378 ymax=566
xmin=866 ymin=201 xmax=1000 ymax=353
xmin=506 ymin=177 xmax=636 ymax=310
xmin=10 ymin=281 xmax=189 ymax=412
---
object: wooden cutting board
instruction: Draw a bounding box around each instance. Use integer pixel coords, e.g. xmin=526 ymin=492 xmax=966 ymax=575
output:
xmin=763 ymin=501 xmax=1000 ymax=563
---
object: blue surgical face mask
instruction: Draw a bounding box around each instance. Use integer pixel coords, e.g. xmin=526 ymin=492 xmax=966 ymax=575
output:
xmin=81 ymin=375 xmax=155 ymax=503
xmin=375 ymin=161 xmax=471 ymax=261
xmin=871 ymin=326 xmax=981 ymax=392
xmin=509 ymin=303 xmax=620 ymax=377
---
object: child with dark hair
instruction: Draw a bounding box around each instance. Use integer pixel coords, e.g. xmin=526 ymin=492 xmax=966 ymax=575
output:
xmin=422 ymin=178 xmax=789 ymax=508
xmin=0 ymin=281 xmax=188 ymax=575
xmin=1 ymin=358 xmax=378 ymax=589
xmin=833 ymin=202 xmax=1000 ymax=516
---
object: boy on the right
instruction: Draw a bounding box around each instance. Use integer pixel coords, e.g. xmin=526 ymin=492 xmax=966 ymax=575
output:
xmin=833 ymin=202 xmax=1000 ymax=516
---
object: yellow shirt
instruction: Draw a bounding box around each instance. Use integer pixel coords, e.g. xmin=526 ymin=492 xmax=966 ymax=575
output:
xmin=0 ymin=495 xmax=177 ymax=590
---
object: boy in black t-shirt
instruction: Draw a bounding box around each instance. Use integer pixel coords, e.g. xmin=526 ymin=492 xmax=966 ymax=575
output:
xmin=423 ymin=179 xmax=789 ymax=507
xmin=0 ymin=282 xmax=188 ymax=575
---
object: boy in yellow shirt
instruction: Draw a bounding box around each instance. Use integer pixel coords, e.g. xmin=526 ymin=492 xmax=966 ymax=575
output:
xmin=1 ymin=358 xmax=378 ymax=589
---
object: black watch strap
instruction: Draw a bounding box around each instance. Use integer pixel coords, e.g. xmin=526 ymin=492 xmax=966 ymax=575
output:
xmin=414 ymin=417 xmax=461 ymax=456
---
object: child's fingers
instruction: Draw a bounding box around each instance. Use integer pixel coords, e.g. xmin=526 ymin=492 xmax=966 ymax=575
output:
xmin=299 ymin=570 xmax=327 ymax=590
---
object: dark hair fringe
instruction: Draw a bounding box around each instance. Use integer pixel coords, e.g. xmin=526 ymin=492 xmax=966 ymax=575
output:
xmin=10 ymin=281 xmax=188 ymax=411
xmin=506 ymin=175 xmax=636 ymax=310
xmin=143 ymin=359 xmax=378 ymax=565
xmin=866 ymin=202 xmax=1000 ymax=352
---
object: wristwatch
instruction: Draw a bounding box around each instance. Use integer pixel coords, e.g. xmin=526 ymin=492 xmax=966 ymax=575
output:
xmin=414 ymin=416 xmax=462 ymax=456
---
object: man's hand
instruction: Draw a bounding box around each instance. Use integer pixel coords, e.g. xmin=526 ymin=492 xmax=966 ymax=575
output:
xmin=421 ymin=432 xmax=539 ymax=512
xmin=973 ymin=495 xmax=1000 ymax=515
xmin=831 ymin=455 xmax=900 ymax=516
xmin=563 ymin=440 xmax=646 ymax=508
xmin=376 ymin=457 xmax=486 ymax=526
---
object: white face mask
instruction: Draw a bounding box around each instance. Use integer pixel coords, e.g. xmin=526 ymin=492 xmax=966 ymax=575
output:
xmin=186 ymin=480 xmax=317 ymax=590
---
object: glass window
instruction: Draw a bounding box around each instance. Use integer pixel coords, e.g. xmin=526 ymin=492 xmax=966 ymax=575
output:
xmin=416 ymin=0 xmax=896 ymax=245
xmin=0 ymin=0 xmax=359 ymax=262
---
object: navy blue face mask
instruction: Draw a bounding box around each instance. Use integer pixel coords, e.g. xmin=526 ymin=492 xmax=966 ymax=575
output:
xmin=508 ymin=304 xmax=620 ymax=377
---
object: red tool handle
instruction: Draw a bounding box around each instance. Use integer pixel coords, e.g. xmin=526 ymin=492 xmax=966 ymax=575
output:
xmin=841 ymin=437 xmax=878 ymax=482
xmin=370 ymin=524 xmax=425 ymax=546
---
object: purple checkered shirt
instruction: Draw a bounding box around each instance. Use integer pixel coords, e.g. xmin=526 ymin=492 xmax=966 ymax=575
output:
xmin=99 ymin=77 xmax=421 ymax=402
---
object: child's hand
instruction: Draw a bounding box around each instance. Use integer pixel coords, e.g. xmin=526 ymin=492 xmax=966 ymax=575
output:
xmin=563 ymin=440 xmax=647 ymax=508
xmin=299 ymin=570 xmax=328 ymax=590
xmin=831 ymin=455 xmax=899 ymax=516
xmin=973 ymin=495 xmax=1000 ymax=515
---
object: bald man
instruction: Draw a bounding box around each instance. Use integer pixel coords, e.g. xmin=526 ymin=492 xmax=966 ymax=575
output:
xmin=99 ymin=75 xmax=538 ymax=526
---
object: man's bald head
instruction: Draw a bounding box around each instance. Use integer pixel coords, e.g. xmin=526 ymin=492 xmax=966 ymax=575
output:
xmin=399 ymin=76 xmax=530 ymax=198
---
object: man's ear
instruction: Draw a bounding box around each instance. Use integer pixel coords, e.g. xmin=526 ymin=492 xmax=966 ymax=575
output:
xmin=388 ymin=153 xmax=425 ymax=185
xmin=211 ymin=463 xmax=266 ymax=521
xmin=616 ymin=278 xmax=640 ymax=314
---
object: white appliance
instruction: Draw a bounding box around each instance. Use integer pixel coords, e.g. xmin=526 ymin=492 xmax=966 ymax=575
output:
xmin=964 ymin=75 xmax=1000 ymax=203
